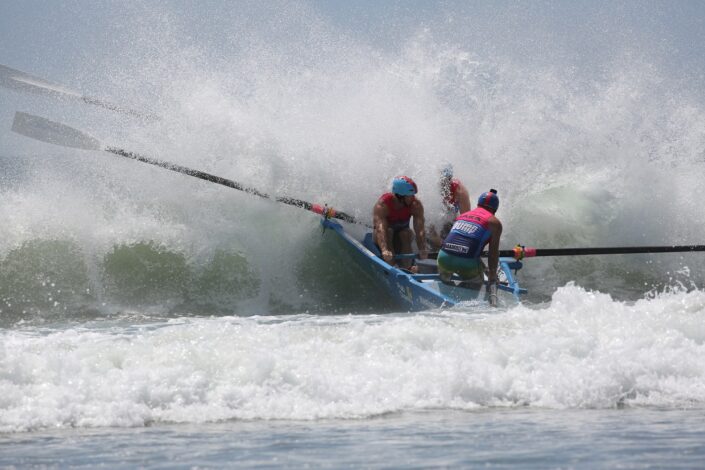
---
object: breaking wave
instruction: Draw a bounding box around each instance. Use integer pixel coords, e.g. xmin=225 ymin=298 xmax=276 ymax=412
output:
xmin=2 ymin=284 xmax=705 ymax=432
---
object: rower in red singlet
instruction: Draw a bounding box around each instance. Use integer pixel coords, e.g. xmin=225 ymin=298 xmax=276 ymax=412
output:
xmin=372 ymin=176 xmax=427 ymax=269
xmin=428 ymin=164 xmax=472 ymax=251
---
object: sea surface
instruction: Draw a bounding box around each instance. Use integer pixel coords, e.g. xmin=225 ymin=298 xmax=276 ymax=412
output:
xmin=2 ymin=409 xmax=705 ymax=468
xmin=3 ymin=1 xmax=705 ymax=468
xmin=3 ymin=288 xmax=705 ymax=467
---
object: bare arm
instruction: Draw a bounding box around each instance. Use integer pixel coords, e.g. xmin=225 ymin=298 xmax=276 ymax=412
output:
xmin=373 ymin=200 xmax=393 ymax=262
xmin=411 ymin=200 xmax=428 ymax=259
xmin=456 ymin=182 xmax=472 ymax=214
xmin=486 ymin=217 xmax=503 ymax=283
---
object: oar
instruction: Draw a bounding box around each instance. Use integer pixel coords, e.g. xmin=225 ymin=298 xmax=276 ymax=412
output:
xmin=1 ymin=63 xmax=159 ymax=121
xmin=399 ymin=243 xmax=705 ymax=260
xmin=495 ymin=245 xmax=705 ymax=260
xmin=10 ymin=111 xmax=358 ymax=224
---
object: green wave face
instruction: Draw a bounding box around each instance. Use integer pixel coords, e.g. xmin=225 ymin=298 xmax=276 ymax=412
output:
xmin=101 ymin=242 xmax=190 ymax=306
xmin=0 ymin=239 xmax=264 ymax=324
xmin=101 ymin=242 xmax=261 ymax=313
xmin=0 ymin=233 xmax=393 ymax=323
xmin=183 ymin=249 xmax=261 ymax=313
xmin=0 ymin=239 xmax=94 ymax=322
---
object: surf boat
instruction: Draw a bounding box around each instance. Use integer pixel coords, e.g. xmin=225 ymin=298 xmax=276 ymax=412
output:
xmin=321 ymin=218 xmax=527 ymax=311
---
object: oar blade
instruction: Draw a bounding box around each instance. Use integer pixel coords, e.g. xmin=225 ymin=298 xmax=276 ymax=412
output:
xmin=11 ymin=111 xmax=103 ymax=151
xmin=1 ymin=63 xmax=80 ymax=98
xmin=1 ymin=63 xmax=160 ymax=121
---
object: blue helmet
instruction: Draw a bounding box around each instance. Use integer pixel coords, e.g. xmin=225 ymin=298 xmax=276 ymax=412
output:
xmin=392 ymin=176 xmax=418 ymax=196
xmin=477 ymin=189 xmax=499 ymax=212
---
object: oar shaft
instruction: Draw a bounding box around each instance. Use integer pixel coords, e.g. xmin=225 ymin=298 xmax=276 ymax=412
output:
xmin=82 ymin=96 xmax=160 ymax=121
xmin=105 ymin=147 xmax=358 ymax=224
xmin=277 ymin=197 xmax=358 ymax=224
xmin=106 ymin=147 xmax=270 ymax=198
xmin=493 ymin=245 xmax=705 ymax=258
xmin=400 ymin=245 xmax=705 ymax=259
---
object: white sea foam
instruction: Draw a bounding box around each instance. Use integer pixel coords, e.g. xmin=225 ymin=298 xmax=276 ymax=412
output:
xmin=2 ymin=285 xmax=704 ymax=432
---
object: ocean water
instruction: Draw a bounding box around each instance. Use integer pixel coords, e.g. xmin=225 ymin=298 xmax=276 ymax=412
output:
xmin=3 ymin=289 xmax=705 ymax=467
xmin=3 ymin=1 xmax=705 ymax=467
xmin=2 ymin=409 xmax=705 ymax=468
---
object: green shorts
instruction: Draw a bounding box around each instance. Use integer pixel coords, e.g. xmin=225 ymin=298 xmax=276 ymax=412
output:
xmin=437 ymin=250 xmax=483 ymax=280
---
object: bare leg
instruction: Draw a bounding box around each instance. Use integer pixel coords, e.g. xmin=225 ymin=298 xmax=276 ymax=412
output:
xmin=373 ymin=227 xmax=396 ymax=261
xmin=397 ymin=228 xmax=414 ymax=269
xmin=488 ymin=282 xmax=498 ymax=307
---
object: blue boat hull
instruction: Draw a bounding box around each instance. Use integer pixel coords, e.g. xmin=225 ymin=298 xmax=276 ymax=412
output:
xmin=321 ymin=218 xmax=526 ymax=311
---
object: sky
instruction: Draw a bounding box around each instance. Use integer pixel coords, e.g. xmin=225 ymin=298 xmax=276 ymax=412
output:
xmin=2 ymin=1 xmax=705 ymax=77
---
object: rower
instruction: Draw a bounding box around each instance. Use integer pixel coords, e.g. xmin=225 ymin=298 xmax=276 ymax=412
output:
xmin=437 ymin=189 xmax=503 ymax=306
xmin=428 ymin=163 xmax=472 ymax=251
xmin=372 ymin=176 xmax=428 ymax=269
